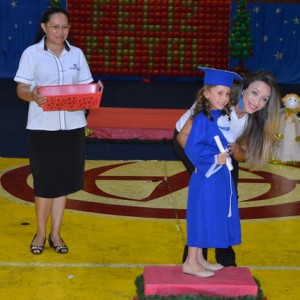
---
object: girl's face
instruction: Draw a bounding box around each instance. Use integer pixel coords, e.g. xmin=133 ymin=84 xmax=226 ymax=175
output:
xmin=204 ymin=85 xmax=231 ymax=110
xmin=242 ymin=80 xmax=271 ymax=114
xmin=41 ymin=13 xmax=70 ymax=46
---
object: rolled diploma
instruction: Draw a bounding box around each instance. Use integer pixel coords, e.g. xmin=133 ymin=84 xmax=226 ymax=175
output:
xmin=214 ymin=135 xmax=233 ymax=171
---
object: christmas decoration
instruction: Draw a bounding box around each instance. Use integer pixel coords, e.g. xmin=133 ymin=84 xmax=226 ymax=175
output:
xmin=272 ymin=94 xmax=300 ymax=166
xmin=51 ymin=0 xmax=61 ymax=7
xmin=229 ymin=0 xmax=253 ymax=76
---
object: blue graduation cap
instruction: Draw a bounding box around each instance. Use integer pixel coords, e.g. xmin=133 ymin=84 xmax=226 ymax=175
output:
xmin=198 ymin=67 xmax=242 ymax=88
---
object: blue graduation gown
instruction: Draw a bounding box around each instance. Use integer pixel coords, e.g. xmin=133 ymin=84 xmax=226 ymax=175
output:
xmin=184 ymin=110 xmax=241 ymax=248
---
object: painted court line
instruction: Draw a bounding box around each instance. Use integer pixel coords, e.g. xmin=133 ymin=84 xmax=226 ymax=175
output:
xmin=0 ymin=262 xmax=299 ymax=271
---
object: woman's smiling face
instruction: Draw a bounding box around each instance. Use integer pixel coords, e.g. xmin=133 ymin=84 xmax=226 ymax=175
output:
xmin=242 ymin=80 xmax=271 ymax=114
xmin=41 ymin=13 xmax=70 ymax=46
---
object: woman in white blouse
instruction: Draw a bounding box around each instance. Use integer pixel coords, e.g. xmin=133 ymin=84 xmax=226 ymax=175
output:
xmin=14 ymin=7 xmax=93 ymax=255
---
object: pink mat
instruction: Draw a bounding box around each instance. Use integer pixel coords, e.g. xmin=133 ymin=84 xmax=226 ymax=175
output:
xmin=143 ymin=266 xmax=258 ymax=298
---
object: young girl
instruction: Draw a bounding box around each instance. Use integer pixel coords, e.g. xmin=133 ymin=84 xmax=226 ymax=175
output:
xmin=183 ymin=68 xmax=242 ymax=277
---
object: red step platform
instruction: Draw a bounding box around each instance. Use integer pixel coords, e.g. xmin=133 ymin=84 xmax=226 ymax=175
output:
xmin=86 ymin=108 xmax=186 ymax=140
xmin=142 ymin=266 xmax=260 ymax=298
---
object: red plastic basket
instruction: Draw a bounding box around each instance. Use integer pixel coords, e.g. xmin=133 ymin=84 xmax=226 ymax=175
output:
xmin=39 ymin=81 xmax=103 ymax=111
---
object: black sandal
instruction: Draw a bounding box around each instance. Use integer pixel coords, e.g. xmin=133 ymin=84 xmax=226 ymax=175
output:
xmin=48 ymin=234 xmax=68 ymax=254
xmin=30 ymin=234 xmax=45 ymax=255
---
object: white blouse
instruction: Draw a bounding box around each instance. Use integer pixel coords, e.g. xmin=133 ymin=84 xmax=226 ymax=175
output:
xmin=14 ymin=38 xmax=93 ymax=131
xmin=230 ymin=107 xmax=248 ymax=139
xmin=176 ymin=102 xmax=248 ymax=139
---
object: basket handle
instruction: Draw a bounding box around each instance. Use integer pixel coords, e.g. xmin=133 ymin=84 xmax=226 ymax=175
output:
xmin=97 ymin=80 xmax=104 ymax=92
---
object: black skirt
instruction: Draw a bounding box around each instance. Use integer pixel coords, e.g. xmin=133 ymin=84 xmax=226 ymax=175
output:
xmin=27 ymin=127 xmax=85 ymax=198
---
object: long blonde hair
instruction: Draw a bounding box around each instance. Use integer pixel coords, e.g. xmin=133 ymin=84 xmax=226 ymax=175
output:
xmin=236 ymin=71 xmax=281 ymax=169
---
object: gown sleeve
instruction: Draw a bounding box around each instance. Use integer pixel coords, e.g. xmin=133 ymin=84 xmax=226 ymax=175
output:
xmin=184 ymin=113 xmax=222 ymax=177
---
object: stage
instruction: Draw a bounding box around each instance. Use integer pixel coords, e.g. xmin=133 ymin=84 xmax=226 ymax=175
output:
xmin=87 ymin=107 xmax=186 ymax=140
xmin=1 ymin=78 xmax=300 ymax=160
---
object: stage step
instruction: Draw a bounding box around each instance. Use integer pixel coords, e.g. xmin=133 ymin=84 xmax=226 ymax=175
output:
xmin=86 ymin=107 xmax=186 ymax=140
xmin=142 ymin=265 xmax=260 ymax=298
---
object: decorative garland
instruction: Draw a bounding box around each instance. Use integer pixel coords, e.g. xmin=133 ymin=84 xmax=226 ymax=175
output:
xmin=86 ymin=137 xmax=173 ymax=145
xmin=51 ymin=0 xmax=61 ymax=7
xmin=135 ymin=275 xmax=263 ymax=300
xmin=270 ymin=158 xmax=300 ymax=166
